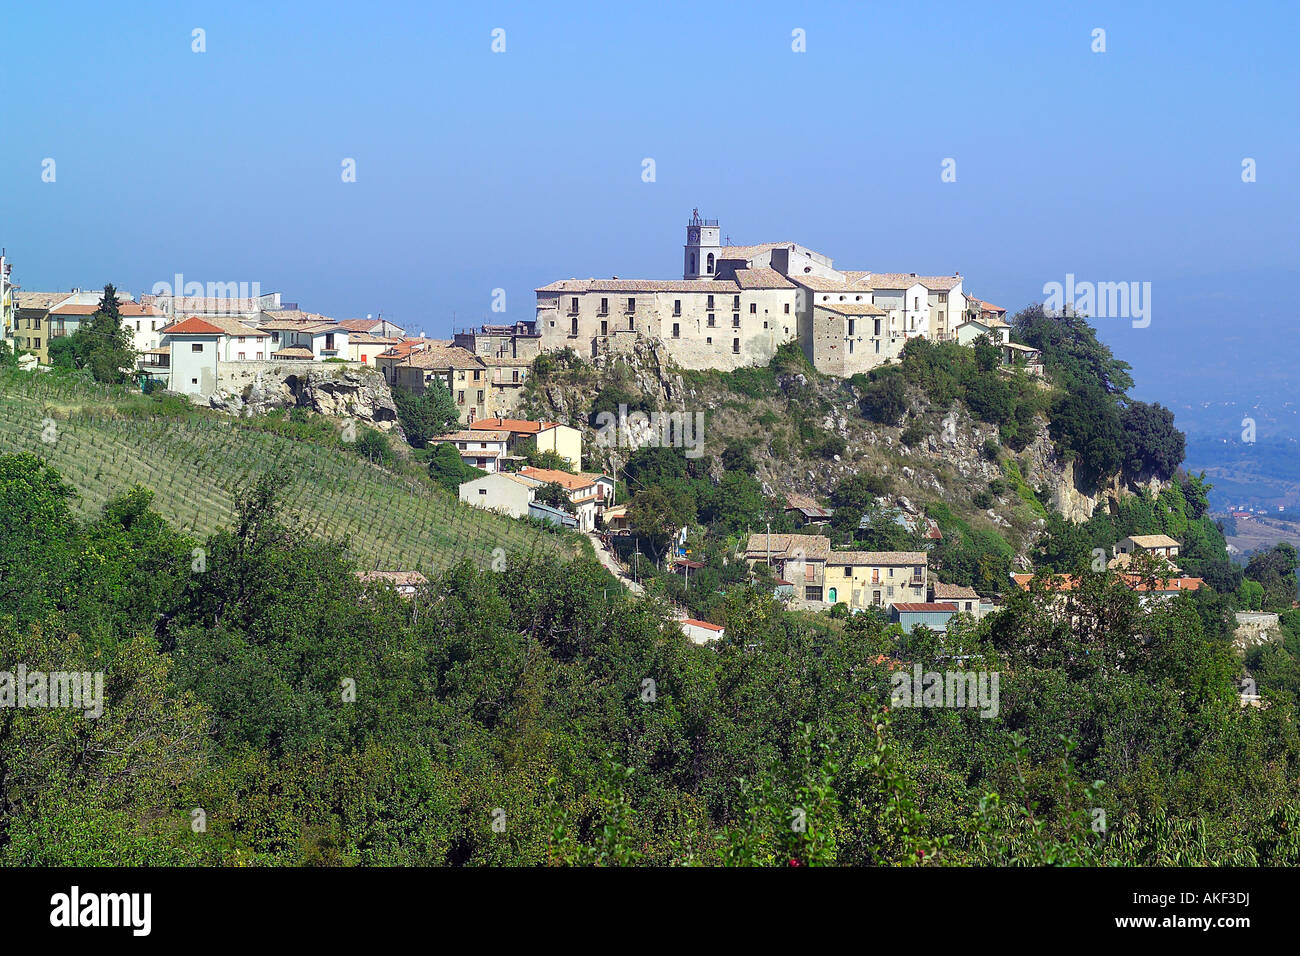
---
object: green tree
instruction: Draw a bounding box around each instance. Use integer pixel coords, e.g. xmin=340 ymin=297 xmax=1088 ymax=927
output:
xmin=1245 ymin=543 xmax=1299 ymax=609
xmin=392 ymin=381 xmax=458 ymax=447
xmin=859 ymin=372 xmax=908 ymax=426
xmin=533 ymin=481 xmax=573 ymax=513
xmin=628 ymin=486 xmax=691 ymax=558
xmin=1120 ymin=400 xmax=1185 ymax=481
xmin=64 ymin=284 xmax=136 ymax=384
xmin=427 ymin=442 xmax=484 ymax=491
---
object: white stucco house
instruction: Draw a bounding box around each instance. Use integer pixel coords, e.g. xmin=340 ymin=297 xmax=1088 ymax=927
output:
xmin=162 ymin=316 xmax=223 ymax=397
xmin=434 ymin=429 xmax=511 ymax=473
xmin=273 ymin=322 xmax=348 ymax=360
xmin=459 ymin=472 xmax=536 ymax=518
xmin=955 ymin=315 xmax=1011 ymax=346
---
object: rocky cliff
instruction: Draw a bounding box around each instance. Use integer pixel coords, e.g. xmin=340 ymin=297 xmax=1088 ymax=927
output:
xmin=518 ymin=340 xmax=1163 ymax=564
xmin=207 ymin=363 xmax=405 ymax=440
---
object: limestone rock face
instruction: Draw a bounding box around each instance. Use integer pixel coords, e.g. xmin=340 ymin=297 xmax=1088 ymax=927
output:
xmin=209 ymin=365 xmax=405 ymax=441
xmin=1233 ymin=612 xmax=1282 ymax=655
xmin=1021 ymin=430 xmax=1103 ymax=522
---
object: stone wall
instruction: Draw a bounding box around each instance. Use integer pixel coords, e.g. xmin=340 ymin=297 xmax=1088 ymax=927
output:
xmin=1233 ymin=612 xmax=1282 ymax=655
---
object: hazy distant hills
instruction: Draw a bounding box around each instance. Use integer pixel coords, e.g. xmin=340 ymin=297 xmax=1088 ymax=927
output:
xmin=1080 ymin=269 xmax=1300 ymax=511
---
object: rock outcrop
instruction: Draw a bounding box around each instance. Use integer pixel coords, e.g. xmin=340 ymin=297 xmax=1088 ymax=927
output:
xmin=1233 ymin=612 xmax=1282 ymax=655
xmin=208 ymin=364 xmax=405 ymax=440
xmin=1021 ymin=430 xmax=1105 ymax=522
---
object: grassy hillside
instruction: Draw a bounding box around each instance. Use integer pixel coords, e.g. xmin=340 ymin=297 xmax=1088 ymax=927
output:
xmin=0 ymin=370 xmax=582 ymax=573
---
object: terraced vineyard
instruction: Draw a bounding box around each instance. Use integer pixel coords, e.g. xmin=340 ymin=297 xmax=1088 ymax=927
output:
xmin=0 ymin=372 xmax=582 ymax=573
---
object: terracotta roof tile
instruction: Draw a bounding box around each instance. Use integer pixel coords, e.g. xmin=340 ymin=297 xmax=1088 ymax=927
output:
xmin=166 ymin=316 xmax=225 ymax=335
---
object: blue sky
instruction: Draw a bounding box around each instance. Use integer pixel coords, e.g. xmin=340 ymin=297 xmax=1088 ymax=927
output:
xmin=3 ymin=0 xmax=1298 ymax=436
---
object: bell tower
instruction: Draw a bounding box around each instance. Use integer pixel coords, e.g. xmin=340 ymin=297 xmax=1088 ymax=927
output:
xmin=683 ymin=209 xmax=721 ymax=280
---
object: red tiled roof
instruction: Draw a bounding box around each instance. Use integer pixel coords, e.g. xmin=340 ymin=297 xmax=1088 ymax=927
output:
xmin=470 ymin=418 xmax=555 ymax=434
xmin=682 ymin=618 xmax=724 ymax=632
xmin=166 ymin=316 xmax=225 ymax=335
xmin=517 ymin=467 xmax=597 ymax=490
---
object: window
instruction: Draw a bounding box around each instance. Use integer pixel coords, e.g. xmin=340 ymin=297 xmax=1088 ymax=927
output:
xmin=191 ymin=378 xmax=197 ymax=385
xmin=844 ymin=566 xmax=853 ymax=576
xmin=749 ymin=303 xmax=757 ymax=314
xmin=706 ymin=295 xmax=714 ymax=310
xmin=672 ymin=323 xmax=680 ymax=338
xmin=732 ymin=314 xmax=740 ymax=328
xmin=805 ymin=586 xmax=823 ymax=602
xmin=479 ymin=488 xmax=488 ymax=496
xmin=473 ymin=369 xmax=481 ymax=381
xmin=512 ymin=370 xmax=520 ymax=383
xmin=732 ymin=295 xmax=740 ymax=310
xmin=706 ymin=337 xmax=712 ymax=344
xmin=570 ymin=297 xmax=579 ymax=313
xmin=191 ymin=343 xmax=203 ymax=352
xmin=707 ymin=316 xmax=716 ymax=327
xmin=732 ymin=338 xmax=740 ymax=353
xmin=477 ymin=390 xmax=484 ymax=403
xmin=599 ymin=298 xmax=608 ymax=315
xmin=238 ymin=352 xmax=245 ymax=360
xmin=626 ymin=297 xmax=636 ymax=313
xmin=238 ymin=336 xmax=245 ymax=343
xmin=848 ymin=339 xmax=854 ymax=354
xmin=784 ymin=303 xmax=790 ymax=314
xmin=457 ymin=391 xmax=465 ymax=404
xmin=136 ymin=321 xmax=141 ymax=331
xmin=847 ymin=319 xmax=855 ymax=336
xmin=706 ymin=253 xmax=714 ymax=274
xmin=689 ymin=253 xmax=696 ymax=273
xmin=570 ymin=317 xmax=578 ymax=335
xmin=913 ymin=296 xmax=919 ymax=310
xmin=673 ymin=299 xmax=681 ymax=316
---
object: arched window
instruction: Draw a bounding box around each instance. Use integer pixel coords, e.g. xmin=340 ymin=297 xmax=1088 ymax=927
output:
xmin=706 ymin=253 xmax=715 ymax=274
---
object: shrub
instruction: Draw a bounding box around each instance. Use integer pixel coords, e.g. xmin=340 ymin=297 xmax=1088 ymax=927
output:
xmin=900 ymin=420 xmax=928 ymax=447
xmin=859 ymin=373 xmax=908 ymax=426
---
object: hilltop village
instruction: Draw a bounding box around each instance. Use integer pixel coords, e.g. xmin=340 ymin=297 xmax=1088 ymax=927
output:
xmin=0 ymin=219 xmax=1206 ymax=642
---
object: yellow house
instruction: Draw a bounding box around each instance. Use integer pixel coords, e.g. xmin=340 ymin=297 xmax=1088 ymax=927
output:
xmin=470 ymin=418 xmax=583 ymax=469
xmin=823 ymin=551 xmax=929 ymax=610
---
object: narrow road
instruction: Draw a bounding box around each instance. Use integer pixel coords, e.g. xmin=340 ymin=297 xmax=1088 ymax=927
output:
xmin=586 ymin=532 xmax=645 ymax=596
